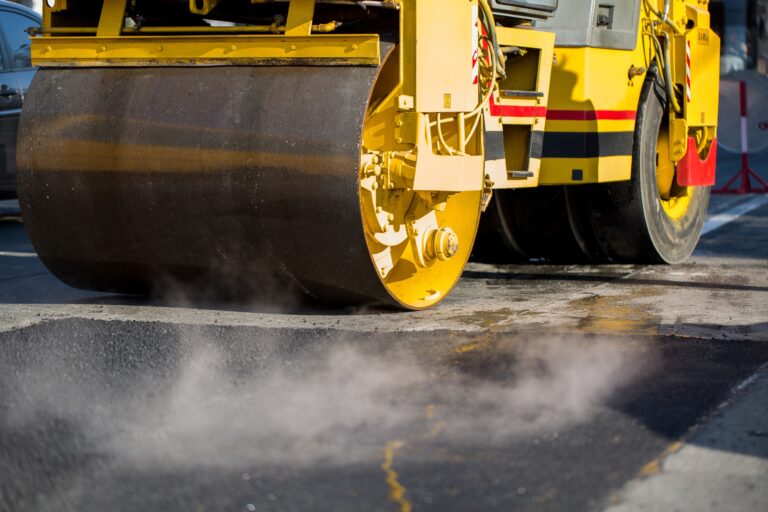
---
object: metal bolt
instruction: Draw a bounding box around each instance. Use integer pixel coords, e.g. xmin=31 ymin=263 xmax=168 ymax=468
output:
xmin=434 ymin=227 xmax=459 ymax=261
xmin=628 ymin=65 xmax=646 ymax=79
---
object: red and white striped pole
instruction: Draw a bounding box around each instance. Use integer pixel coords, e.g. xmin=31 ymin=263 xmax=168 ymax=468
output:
xmin=714 ymin=80 xmax=768 ymax=194
xmin=686 ymin=41 xmax=692 ymax=103
xmin=739 ymin=80 xmax=750 ymax=185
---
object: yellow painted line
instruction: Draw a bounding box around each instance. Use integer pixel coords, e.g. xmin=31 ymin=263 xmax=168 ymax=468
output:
xmin=380 ymin=405 xmax=446 ymax=512
xmin=381 ymin=440 xmax=412 ymax=512
xmin=453 ymin=341 xmax=483 ymax=354
xmin=638 ymin=441 xmax=684 ymax=477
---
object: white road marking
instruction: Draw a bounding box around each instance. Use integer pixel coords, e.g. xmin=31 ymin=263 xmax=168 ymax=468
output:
xmin=701 ymin=194 xmax=768 ymax=236
xmin=734 ymin=370 xmax=763 ymax=392
xmin=0 ymin=251 xmax=38 ymax=258
xmin=708 ymin=195 xmax=747 ymax=214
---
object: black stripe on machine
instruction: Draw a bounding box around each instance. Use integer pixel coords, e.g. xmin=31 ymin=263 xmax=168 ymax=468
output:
xmin=483 ymin=130 xmax=546 ymax=163
xmin=484 ymin=128 xmax=506 ymax=162
xmin=541 ymin=131 xmax=634 ymax=159
xmin=529 ymin=130 xmax=544 ymax=160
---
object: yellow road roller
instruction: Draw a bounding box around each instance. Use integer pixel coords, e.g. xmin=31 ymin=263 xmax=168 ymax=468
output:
xmin=17 ymin=0 xmax=720 ymax=309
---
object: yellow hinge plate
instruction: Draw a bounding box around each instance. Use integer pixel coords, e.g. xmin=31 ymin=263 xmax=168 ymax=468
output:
xmin=31 ymin=34 xmax=381 ymax=67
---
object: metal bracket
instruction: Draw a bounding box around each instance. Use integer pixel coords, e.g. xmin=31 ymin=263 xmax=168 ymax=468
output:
xmin=97 ymin=0 xmax=128 ymax=37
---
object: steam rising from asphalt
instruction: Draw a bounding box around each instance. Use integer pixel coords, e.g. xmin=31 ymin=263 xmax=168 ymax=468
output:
xmin=3 ymin=325 xmax=644 ymax=469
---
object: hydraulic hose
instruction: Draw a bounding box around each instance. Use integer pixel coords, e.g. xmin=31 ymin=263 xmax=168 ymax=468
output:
xmin=642 ymin=0 xmax=683 ymax=35
xmin=478 ymin=0 xmax=506 ymax=80
xmin=661 ymin=33 xmax=682 ymax=114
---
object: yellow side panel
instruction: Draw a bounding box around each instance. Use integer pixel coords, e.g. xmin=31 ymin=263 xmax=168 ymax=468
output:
xmin=548 ymin=47 xmax=644 ymax=109
xmin=685 ymin=28 xmax=721 ymax=128
xmin=539 ymin=156 xmax=633 ymax=185
xmin=539 ymin=43 xmax=647 ymax=185
xmin=486 ymin=27 xmax=555 ymax=190
xmin=414 ymin=0 xmax=476 ymax=112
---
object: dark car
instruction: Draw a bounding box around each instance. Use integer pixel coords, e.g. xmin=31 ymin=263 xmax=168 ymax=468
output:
xmin=0 ymin=0 xmax=39 ymax=199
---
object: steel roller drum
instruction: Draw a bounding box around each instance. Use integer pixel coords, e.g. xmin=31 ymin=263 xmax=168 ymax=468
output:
xmin=718 ymin=71 xmax=768 ymax=154
xmin=17 ymin=50 xmax=399 ymax=305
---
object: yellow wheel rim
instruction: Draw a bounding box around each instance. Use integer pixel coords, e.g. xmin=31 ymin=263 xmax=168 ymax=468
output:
xmin=656 ymin=124 xmax=691 ymax=221
xmin=358 ymin=52 xmax=481 ymax=310
xmin=360 ymin=186 xmax=481 ymax=309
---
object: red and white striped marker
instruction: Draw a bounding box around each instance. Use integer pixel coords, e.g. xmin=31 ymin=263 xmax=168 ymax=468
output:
xmin=714 ymin=80 xmax=768 ymax=194
xmin=471 ymin=4 xmax=479 ymax=85
xmin=740 ymin=80 xmax=749 ymax=160
xmin=685 ymin=40 xmax=692 ymax=103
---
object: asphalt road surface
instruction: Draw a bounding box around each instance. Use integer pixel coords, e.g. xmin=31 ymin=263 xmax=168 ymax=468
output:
xmin=0 ymin=155 xmax=767 ymax=512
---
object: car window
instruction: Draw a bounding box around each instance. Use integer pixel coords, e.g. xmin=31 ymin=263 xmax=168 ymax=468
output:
xmin=0 ymin=11 xmax=39 ymax=69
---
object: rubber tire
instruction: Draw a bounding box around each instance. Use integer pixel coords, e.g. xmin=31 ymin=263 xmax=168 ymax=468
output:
xmin=473 ymin=186 xmax=593 ymax=263
xmin=567 ymin=73 xmax=710 ymax=263
xmin=472 ymin=192 xmax=529 ymax=263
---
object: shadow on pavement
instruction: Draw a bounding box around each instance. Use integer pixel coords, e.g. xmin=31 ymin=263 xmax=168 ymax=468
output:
xmin=0 ymin=217 xmax=395 ymax=315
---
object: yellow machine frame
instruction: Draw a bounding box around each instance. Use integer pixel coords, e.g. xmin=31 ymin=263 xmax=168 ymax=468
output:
xmin=32 ymin=0 xmax=720 ymax=191
xmin=538 ymin=0 xmax=720 ymax=186
xmin=22 ymin=0 xmax=722 ymax=310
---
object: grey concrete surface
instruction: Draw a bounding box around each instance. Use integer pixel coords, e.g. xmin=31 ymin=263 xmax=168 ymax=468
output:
xmin=605 ymin=364 xmax=768 ymax=512
xmin=1 ymin=167 xmax=767 ymax=511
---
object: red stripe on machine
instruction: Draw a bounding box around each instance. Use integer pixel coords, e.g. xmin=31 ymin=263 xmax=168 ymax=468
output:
xmin=686 ymin=40 xmax=692 ymax=103
xmin=489 ymin=103 xmax=548 ymax=118
xmin=488 ymin=95 xmax=547 ymax=117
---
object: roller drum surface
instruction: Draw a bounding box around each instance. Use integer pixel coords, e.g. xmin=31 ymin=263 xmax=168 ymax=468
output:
xmin=17 ymin=63 xmax=394 ymax=305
